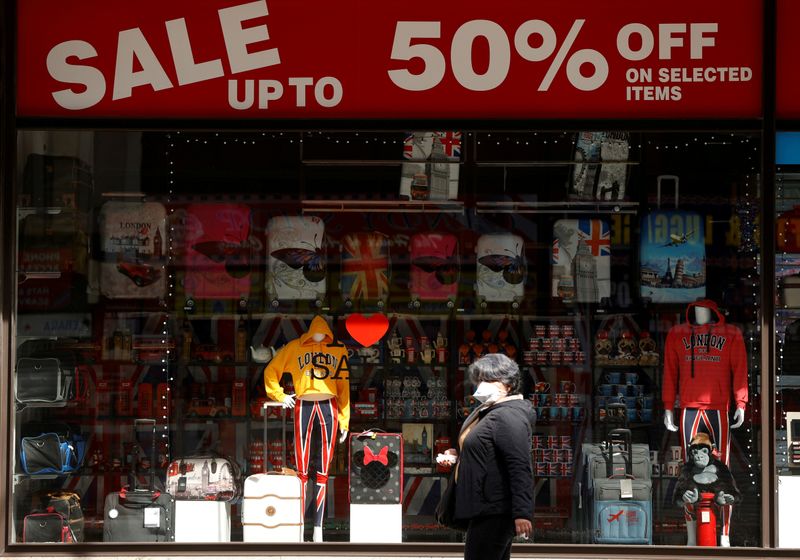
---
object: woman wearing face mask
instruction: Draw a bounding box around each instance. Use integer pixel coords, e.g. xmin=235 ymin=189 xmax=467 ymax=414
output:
xmin=436 ymin=353 xmax=536 ymax=560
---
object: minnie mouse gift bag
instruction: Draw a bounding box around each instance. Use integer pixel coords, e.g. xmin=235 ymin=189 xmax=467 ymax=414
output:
xmin=349 ymin=432 xmax=403 ymax=504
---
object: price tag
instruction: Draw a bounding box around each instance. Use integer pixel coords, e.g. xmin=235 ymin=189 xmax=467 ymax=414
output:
xmin=619 ymin=479 xmax=633 ymax=499
xmin=144 ymin=507 xmax=161 ymax=528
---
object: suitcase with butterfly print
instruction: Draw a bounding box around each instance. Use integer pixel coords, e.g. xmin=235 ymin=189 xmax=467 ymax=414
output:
xmin=183 ymin=204 xmax=252 ymax=304
xmin=475 ymin=233 xmax=526 ymax=307
xmin=266 ymin=215 xmax=326 ymax=305
xmin=340 ymin=231 xmax=390 ymax=307
xmin=409 ymin=233 xmax=459 ymax=307
xmin=99 ymin=201 xmax=167 ymax=299
xmin=551 ymin=219 xmax=611 ymax=304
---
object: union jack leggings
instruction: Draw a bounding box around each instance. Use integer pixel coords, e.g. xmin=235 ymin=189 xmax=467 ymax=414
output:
xmin=294 ymin=398 xmax=338 ymax=527
xmin=680 ymin=408 xmax=732 ymax=537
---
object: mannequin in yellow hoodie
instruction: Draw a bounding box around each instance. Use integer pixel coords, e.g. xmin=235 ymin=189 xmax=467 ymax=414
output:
xmin=264 ymin=316 xmax=350 ymax=542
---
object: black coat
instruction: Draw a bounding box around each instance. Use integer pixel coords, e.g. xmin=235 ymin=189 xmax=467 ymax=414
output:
xmin=454 ymin=397 xmax=535 ymax=522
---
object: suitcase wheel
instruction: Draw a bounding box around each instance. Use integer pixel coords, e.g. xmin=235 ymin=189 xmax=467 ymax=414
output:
xmin=480 ymin=299 xmax=487 ymax=309
xmin=512 ymin=301 xmax=520 ymax=310
xmin=315 ymin=299 xmax=323 ymax=308
xmin=446 ymin=299 xmax=454 ymax=309
xmin=238 ymin=298 xmax=248 ymax=310
xmin=377 ymin=300 xmax=385 ymax=308
xmin=344 ymin=298 xmax=353 ymax=308
xmin=184 ymin=298 xmax=195 ymax=312
xmin=271 ymin=299 xmax=280 ymax=308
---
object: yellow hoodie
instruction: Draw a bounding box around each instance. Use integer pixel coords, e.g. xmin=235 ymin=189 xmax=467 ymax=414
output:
xmin=263 ymin=316 xmax=351 ymax=431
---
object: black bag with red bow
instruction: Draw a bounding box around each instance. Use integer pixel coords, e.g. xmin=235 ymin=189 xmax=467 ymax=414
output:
xmin=348 ymin=431 xmax=403 ymax=504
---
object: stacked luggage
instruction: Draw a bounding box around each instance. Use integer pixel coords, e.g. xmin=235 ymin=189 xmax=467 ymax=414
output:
xmin=580 ymin=428 xmax=652 ymax=544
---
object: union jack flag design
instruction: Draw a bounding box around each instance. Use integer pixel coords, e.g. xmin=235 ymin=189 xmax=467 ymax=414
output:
xmin=403 ymin=132 xmax=461 ymax=160
xmin=579 ymin=219 xmax=611 ymax=256
xmin=551 ymin=219 xmax=611 ymax=302
xmin=341 ymin=232 xmax=390 ymax=301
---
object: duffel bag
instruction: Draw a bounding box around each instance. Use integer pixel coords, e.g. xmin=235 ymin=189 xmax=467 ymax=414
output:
xmin=32 ymin=491 xmax=84 ymax=542
xmin=20 ymin=432 xmax=83 ymax=475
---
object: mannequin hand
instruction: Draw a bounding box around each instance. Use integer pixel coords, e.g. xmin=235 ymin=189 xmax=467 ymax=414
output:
xmin=514 ymin=518 xmax=532 ymax=540
xmin=282 ymin=394 xmax=296 ymax=409
xmin=339 ymin=429 xmax=348 ymax=443
xmin=682 ymin=488 xmax=699 ymax=504
xmin=731 ymin=407 xmax=745 ymax=429
xmin=716 ymin=491 xmax=735 ymax=505
xmin=664 ymin=409 xmax=679 ymax=432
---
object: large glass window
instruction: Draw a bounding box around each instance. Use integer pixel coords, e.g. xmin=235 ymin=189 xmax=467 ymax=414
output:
xmin=11 ymin=129 xmax=762 ymax=547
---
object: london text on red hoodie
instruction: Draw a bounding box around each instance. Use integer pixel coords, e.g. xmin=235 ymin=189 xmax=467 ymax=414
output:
xmin=662 ymin=300 xmax=748 ymax=412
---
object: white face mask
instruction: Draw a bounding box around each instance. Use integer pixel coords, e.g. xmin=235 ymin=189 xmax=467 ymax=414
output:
xmin=473 ymin=381 xmax=506 ymax=404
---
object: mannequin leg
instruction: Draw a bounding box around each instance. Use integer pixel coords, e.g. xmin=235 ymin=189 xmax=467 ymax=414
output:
xmin=294 ymin=400 xmax=317 ymax=512
xmin=312 ymin=399 xmax=338 ymax=535
xmin=704 ymin=409 xmax=732 ymax=544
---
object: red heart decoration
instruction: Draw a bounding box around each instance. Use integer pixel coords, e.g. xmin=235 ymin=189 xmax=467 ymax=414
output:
xmin=345 ymin=313 xmax=389 ymax=347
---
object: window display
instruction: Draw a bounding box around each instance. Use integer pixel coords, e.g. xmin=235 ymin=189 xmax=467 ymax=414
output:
xmin=10 ymin=129 xmax=762 ymax=547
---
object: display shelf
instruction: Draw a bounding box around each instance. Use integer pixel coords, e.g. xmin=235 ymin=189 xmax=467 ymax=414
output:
xmin=301 ymin=198 xmax=465 ymax=215
xmin=475 ymin=200 xmax=639 ymax=215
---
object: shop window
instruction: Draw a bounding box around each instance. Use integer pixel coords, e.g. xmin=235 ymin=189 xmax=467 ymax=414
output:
xmin=11 ymin=129 xmax=762 ymax=547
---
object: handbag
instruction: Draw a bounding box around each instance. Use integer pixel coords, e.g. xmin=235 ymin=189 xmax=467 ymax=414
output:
xmin=22 ymin=511 xmax=75 ymax=543
xmin=435 ymin=470 xmax=467 ymax=530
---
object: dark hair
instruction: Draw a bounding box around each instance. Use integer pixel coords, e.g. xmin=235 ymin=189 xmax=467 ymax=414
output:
xmin=467 ymin=353 xmax=521 ymax=395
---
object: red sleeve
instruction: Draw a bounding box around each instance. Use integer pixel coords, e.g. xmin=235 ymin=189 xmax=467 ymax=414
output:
xmin=731 ymin=327 xmax=749 ymax=410
xmin=662 ymin=327 xmax=679 ymax=410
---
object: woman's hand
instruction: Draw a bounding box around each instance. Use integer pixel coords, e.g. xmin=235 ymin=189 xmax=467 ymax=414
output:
xmin=436 ymin=448 xmax=458 ymax=466
xmin=514 ymin=518 xmax=532 ymax=540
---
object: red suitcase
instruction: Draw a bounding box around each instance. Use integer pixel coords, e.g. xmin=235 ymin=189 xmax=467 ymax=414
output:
xmin=183 ymin=204 xmax=252 ymax=303
xmin=409 ymin=233 xmax=459 ymax=307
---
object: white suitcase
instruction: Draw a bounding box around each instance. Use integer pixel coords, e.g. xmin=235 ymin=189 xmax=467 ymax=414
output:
xmin=476 ymin=233 xmax=526 ymax=306
xmin=266 ymin=216 xmax=326 ymax=305
xmin=99 ymin=201 xmax=167 ymax=299
xmin=174 ymin=500 xmax=231 ymax=542
xmin=242 ymin=402 xmax=304 ymax=543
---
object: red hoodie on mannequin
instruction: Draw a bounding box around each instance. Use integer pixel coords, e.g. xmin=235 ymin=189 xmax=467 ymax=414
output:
xmin=661 ymin=299 xmax=748 ymax=413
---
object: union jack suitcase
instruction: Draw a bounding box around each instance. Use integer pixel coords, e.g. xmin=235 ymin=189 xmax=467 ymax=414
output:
xmin=340 ymin=231 xmax=390 ymax=306
xmin=409 ymin=233 xmax=458 ymax=306
xmin=476 ymin=233 xmax=526 ymax=307
xmin=639 ymin=176 xmax=706 ymax=304
xmin=266 ymin=215 xmax=326 ymax=304
xmin=184 ymin=204 xmax=252 ymax=303
xmin=99 ymin=201 xmax=166 ymax=299
xmin=400 ymin=132 xmax=461 ymax=200
xmin=552 ymin=219 xmax=610 ymax=303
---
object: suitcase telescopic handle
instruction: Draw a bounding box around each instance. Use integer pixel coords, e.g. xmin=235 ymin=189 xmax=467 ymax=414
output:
xmin=605 ymin=428 xmax=633 ymax=479
xmin=656 ymin=175 xmax=680 ymax=209
xmin=263 ymin=401 xmax=289 ymax=469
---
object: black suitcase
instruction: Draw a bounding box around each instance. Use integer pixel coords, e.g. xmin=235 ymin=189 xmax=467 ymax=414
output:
xmin=103 ymin=419 xmax=175 ymax=542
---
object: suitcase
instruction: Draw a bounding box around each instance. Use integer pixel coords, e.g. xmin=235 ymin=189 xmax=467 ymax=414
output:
xmin=571 ymin=132 xmax=630 ymax=200
xmin=17 ymin=212 xmax=88 ymax=312
xmin=266 ymin=215 xmax=326 ymax=305
xmin=21 ymin=153 xmax=93 ymax=211
xmin=166 ymin=454 xmax=241 ymax=501
xmin=174 ymin=500 xmax=231 ymax=542
xmin=777 ymin=205 xmax=800 ymax=253
xmin=400 ymin=132 xmax=461 ymax=201
xmin=571 ymin=132 xmax=604 ymax=199
xmin=99 ymin=201 xmax=167 ymax=299
xmin=103 ymin=419 xmax=175 ymax=542
xmin=589 ymin=429 xmax=652 ymax=545
xmin=242 ymin=402 xmax=303 ymax=542
xmin=409 ymin=232 xmax=459 ymax=306
xmin=552 ymin=219 xmax=610 ymax=303
xmin=340 ymin=231 xmax=390 ymax=306
xmin=640 ymin=175 xmax=706 ymax=303
xmin=475 ymin=233 xmax=526 ymax=307
xmin=348 ymin=431 xmax=404 ymax=504
xmin=184 ymin=203 xmax=252 ymax=303
xmin=781 ymin=274 xmax=800 ymax=308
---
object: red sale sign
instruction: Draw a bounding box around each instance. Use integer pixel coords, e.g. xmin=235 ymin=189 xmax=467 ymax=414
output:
xmin=778 ymin=0 xmax=800 ymax=119
xmin=16 ymin=0 xmax=763 ymax=119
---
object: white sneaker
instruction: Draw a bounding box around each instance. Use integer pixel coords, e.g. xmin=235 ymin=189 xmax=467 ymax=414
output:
xmin=720 ymin=535 xmax=731 ymax=547
xmin=313 ymin=526 xmax=323 ymax=543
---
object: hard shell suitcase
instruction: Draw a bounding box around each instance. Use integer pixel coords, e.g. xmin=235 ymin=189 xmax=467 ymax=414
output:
xmin=552 ymin=219 xmax=610 ymax=303
xmin=400 ymin=132 xmax=461 ymax=201
xmin=266 ymin=215 xmax=326 ymax=304
xmin=349 ymin=431 xmax=404 ymax=504
xmin=184 ymin=203 xmax=252 ymax=302
xmin=174 ymin=500 xmax=231 ymax=543
xmin=639 ymin=175 xmax=706 ymax=303
xmin=166 ymin=454 xmax=241 ymax=501
xmin=409 ymin=233 xmax=459 ymax=305
xmin=99 ymin=201 xmax=167 ymax=299
xmin=340 ymin=231 xmax=390 ymax=305
xmin=475 ymin=233 xmax=526 ymax=307
xmin=571 ymin=132 xmax=630 ymax=200
xmin=103 ymin=419 xmax=175 ymax=542
xmin=242 ymin=402 xmax=303 ymax=542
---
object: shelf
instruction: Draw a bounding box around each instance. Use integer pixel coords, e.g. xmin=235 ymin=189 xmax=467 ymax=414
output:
xmin=303 ymin=159 xmax=459 ymax=166
xmin=475 ymin=200 xmax=639 ymax=215
xmin=301 ymin=199 xmax=465 ymax=215
xmin=475 ymin=160 xmax=639 ymax=168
